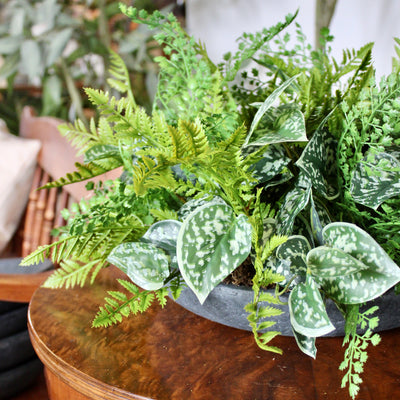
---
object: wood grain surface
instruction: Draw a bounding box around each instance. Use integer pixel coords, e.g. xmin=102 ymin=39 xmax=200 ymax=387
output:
xmin=28 ymin=266 xmax=400 ymax=400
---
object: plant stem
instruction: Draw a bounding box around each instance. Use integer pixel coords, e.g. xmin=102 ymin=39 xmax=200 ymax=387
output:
xmin=60 ymin=59 xmax=88 ymax=127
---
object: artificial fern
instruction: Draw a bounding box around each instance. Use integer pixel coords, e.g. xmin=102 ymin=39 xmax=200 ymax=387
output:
xmin=245 ymin=191 xmax=287 ymax=354
xmin=42 ymin=259 xmax=106 ymax=289
xmin=120 ymin=5 xmax=238 ymax=139
xmin=340 ymin=305 xmax=381 ymax=399
xmin=92 ymin=278 xmax=169 ymax=328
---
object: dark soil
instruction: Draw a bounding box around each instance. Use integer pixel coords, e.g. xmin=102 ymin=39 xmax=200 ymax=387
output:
xmin=223 ymin=257 xmax=255 ymax=287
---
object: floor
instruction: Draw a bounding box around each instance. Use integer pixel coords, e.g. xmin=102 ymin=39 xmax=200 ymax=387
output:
xmin=10 ymin=371 xmax=49 ymax=400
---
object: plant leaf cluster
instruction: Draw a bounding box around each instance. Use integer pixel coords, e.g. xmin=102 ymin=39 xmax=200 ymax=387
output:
xmin=21 ymin=7 xmax=400 ymax=399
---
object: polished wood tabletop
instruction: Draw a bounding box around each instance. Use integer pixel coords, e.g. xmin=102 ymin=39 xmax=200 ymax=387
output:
xmin=28 ymin=266 xmax=400 ymax=400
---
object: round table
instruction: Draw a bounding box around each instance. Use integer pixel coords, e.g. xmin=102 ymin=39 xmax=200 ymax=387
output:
xmin=28 ymin=266 xmax=400 ymax=400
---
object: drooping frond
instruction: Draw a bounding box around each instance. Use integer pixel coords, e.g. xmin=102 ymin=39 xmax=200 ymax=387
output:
xmin=92 ymin=279 xmax=169 ymax=328
xmin=39 ymin=161 xmax=115 ymax=189
xmin=107 ymin=50 xmax=135 ymax=104
xmin=42 ymin=259 xmax=106 ymax=289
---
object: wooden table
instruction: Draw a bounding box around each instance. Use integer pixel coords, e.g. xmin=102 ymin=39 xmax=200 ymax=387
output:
xmin=28 ymin=266 xmax=400 ymax=400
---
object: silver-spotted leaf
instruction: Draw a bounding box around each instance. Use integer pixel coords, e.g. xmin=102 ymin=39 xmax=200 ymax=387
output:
xmin=307 ymin=247 xmax=370 ymax=278
xmin=177 ymin=196 xmax=225 ymax=221
xmin=289 ymin=275 xmax=335 ymax=337
xmin=315 ymin=222 xmax=400 ymax=304
xmin=177 ymin=203 xmax=252 ymax=304
xmin=276 ymin=181 xmax=311 ymax=235
xmin=84 ymin=144 xmax=121 ymax=163
xmin=350 ymin=152 xmax=400 ymax=209
xmin=250 ymin=144 xmax=291 ymax=184
xmin=246 ymin=105 xmax=307 ymax=147
xmin=310 ymin=196 xmax=331 ymax=246
xmin=142 ymin=220 xmax=182 ymax=268
xmin=292 ymin=327 xmax=317 ymax=358
xmin=142 ymin=220 xmax=181 ymax=250
xmin=108 ymin=242 xmax=170 ymax=290
xmin=276 ymin=235 xmax=310 ymax=278
xmin=245 ymin=75 xmax=300 ymax=145
xmin=296 ymin=128 xmax=338 ymax=200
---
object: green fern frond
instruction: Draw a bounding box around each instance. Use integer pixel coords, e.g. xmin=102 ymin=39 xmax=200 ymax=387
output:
xmin=132 ymin=156 xmax=178 ymax=196
xmin=39 ymin=161 xmax=110 ymax=190
xmin=42 ymin=259 xmax=106 ymax=289
xmin=178 ymin=119 xmax=210 ymax=158
xmin=58 ymin=119 xmax=100 ymax=155
xmin=150 ymin=208 xmax=179 ymax=221
xmin=92 ymin=278 xmax=169 ymax=328
xmin=107 ymin=50 xmax=135 ymax=105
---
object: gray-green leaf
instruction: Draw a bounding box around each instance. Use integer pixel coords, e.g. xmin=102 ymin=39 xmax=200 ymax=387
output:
xmin=108 ymin=242 xmax=170 ymax=290
xmin=289 ymin=275 xmax=335 ymax=337
xmin=296 ymin=128 xmax=338 ymax=200
xmin=177 ymin=203 xmax=252 ymax=304
xmin=246 ymin=105 xmax=307 ymax=147
xmin=245 ymin=75 xmax=299 ymax=145
xmin=314 ymin=222 xmax=400 ymax=303
xmin=292 ymin=327 xmax=317 ymax=358
xmin=350 ymin=152 xmax=400 ymax=209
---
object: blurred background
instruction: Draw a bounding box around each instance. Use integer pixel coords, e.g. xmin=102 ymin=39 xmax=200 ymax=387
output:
xmin=1 ymin=0 xmax=400 ymax=133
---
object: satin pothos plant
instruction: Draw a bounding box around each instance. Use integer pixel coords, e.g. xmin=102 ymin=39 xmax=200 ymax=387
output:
xmin=22 ymin=6 xmax=400 ymax=399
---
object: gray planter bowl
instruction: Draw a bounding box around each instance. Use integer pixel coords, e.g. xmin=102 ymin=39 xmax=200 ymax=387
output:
xmin=173 ymin=284 xmax=400 ymax=337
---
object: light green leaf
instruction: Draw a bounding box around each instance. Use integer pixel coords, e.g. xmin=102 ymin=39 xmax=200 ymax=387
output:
xmin=245 ymin=75 xmax=299 ymax=145
xmin=84 ymin=145 xmax=121 ymax=163
xmin=20 ymin=40 xmax=43 ymax=80
xmin=314 ymin=222 xmax=400 ymax=303
xmin=0 ymin=53 xmax=20 ymax=79
xmin=108 ymin=242 xmax=170 ymax=290
xmin=10 ymin=8 xmax=25 ymax=36
xmin=350 ymin=152 xmax=400 ymax=209
xmin=46 ymin=28 xmax=73 ymax=66
xmin=296 ymin=127 xmax=338 ymax=200
xmin=0 ymin=36 xmax=23 ymax=55
xmin=307 ymin=247 xmax=369 ymax=278
xmin=42 ymin=75 xmax=62 ymax=115
xmin=246 ymin=105 xmax=307 ymax=147
xmin=177 ymin=202 xmax=252 ymax=304
xmin=289 ymin=275 xmax=335 ymax=337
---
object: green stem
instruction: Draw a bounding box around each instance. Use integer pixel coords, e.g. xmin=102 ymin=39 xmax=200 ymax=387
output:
xmin=60 ymin=59 xmax=88 ymax=127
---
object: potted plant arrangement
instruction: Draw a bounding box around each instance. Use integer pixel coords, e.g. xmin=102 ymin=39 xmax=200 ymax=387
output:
xmin=22 ymin=5 xmax=400 ymax=399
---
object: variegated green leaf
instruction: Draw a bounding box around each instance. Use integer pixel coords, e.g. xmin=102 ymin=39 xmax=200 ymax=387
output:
xmin=276 ymin=235 xmax=310 ymax=277
xmin=142 ymin=220 xmax=181 ymax=250
xmin=250 ymin=144 xmax=291 ymax=184
xmin=269 ymin=235 xmax=309 ymax=287
xmin=314 ymin=222 xmax=400 ymax=304
xmin=177 ymin=203 xmax=252 ymax=304
xmin=142 ymin=220 xmax=182 ymax=268
xmin=307 ymin=247 xmax=369 ymax=278
xmin=108 ymin=242 xmax=170 ymax=290
xmin=177 ymin=196 xmax=225 ymax=221
xmin=245 ymin=75 xmax=299 ymax=145
xmin=310 ymin=196 xmax=331 ymax=246
xmin=246 ymin=105 xmax=307 ymax=147
xmin=296 ymin=128 xmax=338 ymax=200
xmin=292 ymin=328 xmax=317 ymax=358
xmin=84 ymin=144 xmax=121 ymax=163
xmin=276 ymin=181 xmax=311 ymax=235
xmin=350 ymin=152 xmax=400 ymax=209
xmin=289 ymin=275 xmax=335 ymax=337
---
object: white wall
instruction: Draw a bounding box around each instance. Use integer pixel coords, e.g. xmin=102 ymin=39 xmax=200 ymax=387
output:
xmin=187 ymin=0 xmax=400 ymax=77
